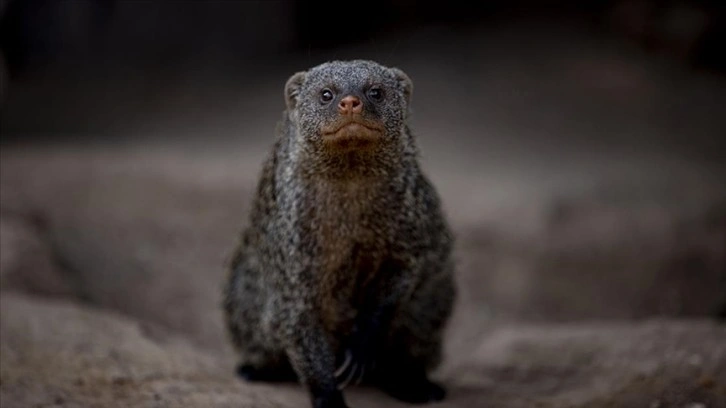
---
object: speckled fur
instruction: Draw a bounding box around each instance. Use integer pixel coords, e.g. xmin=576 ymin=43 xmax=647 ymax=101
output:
xmin=223 ymin=60 xmax=456 ymax=407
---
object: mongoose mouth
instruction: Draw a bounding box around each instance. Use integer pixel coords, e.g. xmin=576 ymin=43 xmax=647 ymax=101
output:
xmin=321 ymin=119 xmax=384 ymax=149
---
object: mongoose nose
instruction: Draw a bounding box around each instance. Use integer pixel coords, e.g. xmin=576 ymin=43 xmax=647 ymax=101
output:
xmin=338 ymin=95 xmax=362 ymax=114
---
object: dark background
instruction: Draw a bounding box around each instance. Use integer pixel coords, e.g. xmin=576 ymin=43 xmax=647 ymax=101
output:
xmin=1 ymin=0 xmax=725 ymax=141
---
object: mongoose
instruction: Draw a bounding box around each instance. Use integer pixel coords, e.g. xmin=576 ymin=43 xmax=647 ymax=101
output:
xmin=223 ymin=60 xmax=456 ymax=408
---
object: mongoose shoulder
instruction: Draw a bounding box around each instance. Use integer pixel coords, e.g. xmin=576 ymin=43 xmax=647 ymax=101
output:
xmin=224 ymin=59 xmax=456 ymax=408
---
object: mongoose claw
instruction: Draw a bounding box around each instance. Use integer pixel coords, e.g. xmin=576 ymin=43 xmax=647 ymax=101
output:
xmin=353 ymin=363 xmax=366 ymax=386
xmin=335 ymin=348 xmax=372 ymax=389
xmin=336 ymin=363 xmax=358 ymax=390
xmin=335 ymin=350 xmax=360 ymax=390
xmin=334 ymin=350 xmax=353 ymax=378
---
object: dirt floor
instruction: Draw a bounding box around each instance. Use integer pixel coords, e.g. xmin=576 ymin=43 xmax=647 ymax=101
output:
xmin=1 ymin=20 xmax=726 ymax=408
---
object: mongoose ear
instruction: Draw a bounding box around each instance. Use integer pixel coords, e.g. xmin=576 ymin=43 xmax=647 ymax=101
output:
xmin=390 ymin=67 xmax=413 ymax=104
xmin=285 ymin=71 xmax=307 ymax=111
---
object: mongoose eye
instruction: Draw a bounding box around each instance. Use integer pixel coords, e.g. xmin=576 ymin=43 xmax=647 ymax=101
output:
xmin=320 ymin=89 xmax=335 ymax=104
xmin=367 ymin=86 xmax=383 ymax=101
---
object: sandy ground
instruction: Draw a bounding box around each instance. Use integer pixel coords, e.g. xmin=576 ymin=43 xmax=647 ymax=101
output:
xmin=2 ymin=21 xmax=726 ymax=408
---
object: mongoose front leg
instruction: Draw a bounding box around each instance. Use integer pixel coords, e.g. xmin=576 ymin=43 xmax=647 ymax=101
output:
xmin=370 ymin=257 xmax=453 ymax=404
xmin=283 ymin=308 xmax=349 ymax=408
xmin=336 ymin=301 xmax=446 ymax=404
xmin=334 ymin=304 xmax=395 ymax=389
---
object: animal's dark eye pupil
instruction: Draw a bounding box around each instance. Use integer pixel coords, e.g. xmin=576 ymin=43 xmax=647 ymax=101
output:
xmin=369 ymin=88 xmax=382 ymax=100
xmin=321 ymin=89 xmax=334 ymax=102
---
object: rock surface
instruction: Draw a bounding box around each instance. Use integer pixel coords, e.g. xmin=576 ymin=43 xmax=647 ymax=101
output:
xmin=2 ymin=292 xmax=725 ymax=408
xmin=1 ymin=142 xmax=724 ymax=408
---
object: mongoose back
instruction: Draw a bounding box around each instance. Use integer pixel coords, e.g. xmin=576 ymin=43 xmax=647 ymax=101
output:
xmin=223 ymin=60 xmax=456 ymax=408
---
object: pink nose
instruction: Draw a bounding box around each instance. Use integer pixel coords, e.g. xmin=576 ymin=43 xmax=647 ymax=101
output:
xmin=338 ymin=95 xmax=362 ymax=114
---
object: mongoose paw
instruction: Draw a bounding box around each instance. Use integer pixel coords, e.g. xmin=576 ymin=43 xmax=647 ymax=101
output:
xmin=380 ymin=377 xmax=446 ymax=404
xmin=334 ymin=349 xmax=373 ymax=389
xmin=335 ymin=315 xmax=387 ymax=389
xmin=236 ymin=364 xmax=297 ymax=383
xmin=312 ymin=389 xmax=349 ymax=408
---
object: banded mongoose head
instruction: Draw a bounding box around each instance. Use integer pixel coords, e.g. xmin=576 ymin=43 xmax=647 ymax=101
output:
xmin=284 ymin=60 xmax=414 ymax=160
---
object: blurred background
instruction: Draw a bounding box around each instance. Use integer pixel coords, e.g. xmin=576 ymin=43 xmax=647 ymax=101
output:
xmin=1 ymin=1 xmax=725 ymax=406
xmin=2 ymin=0 xmax=726 ymax=140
